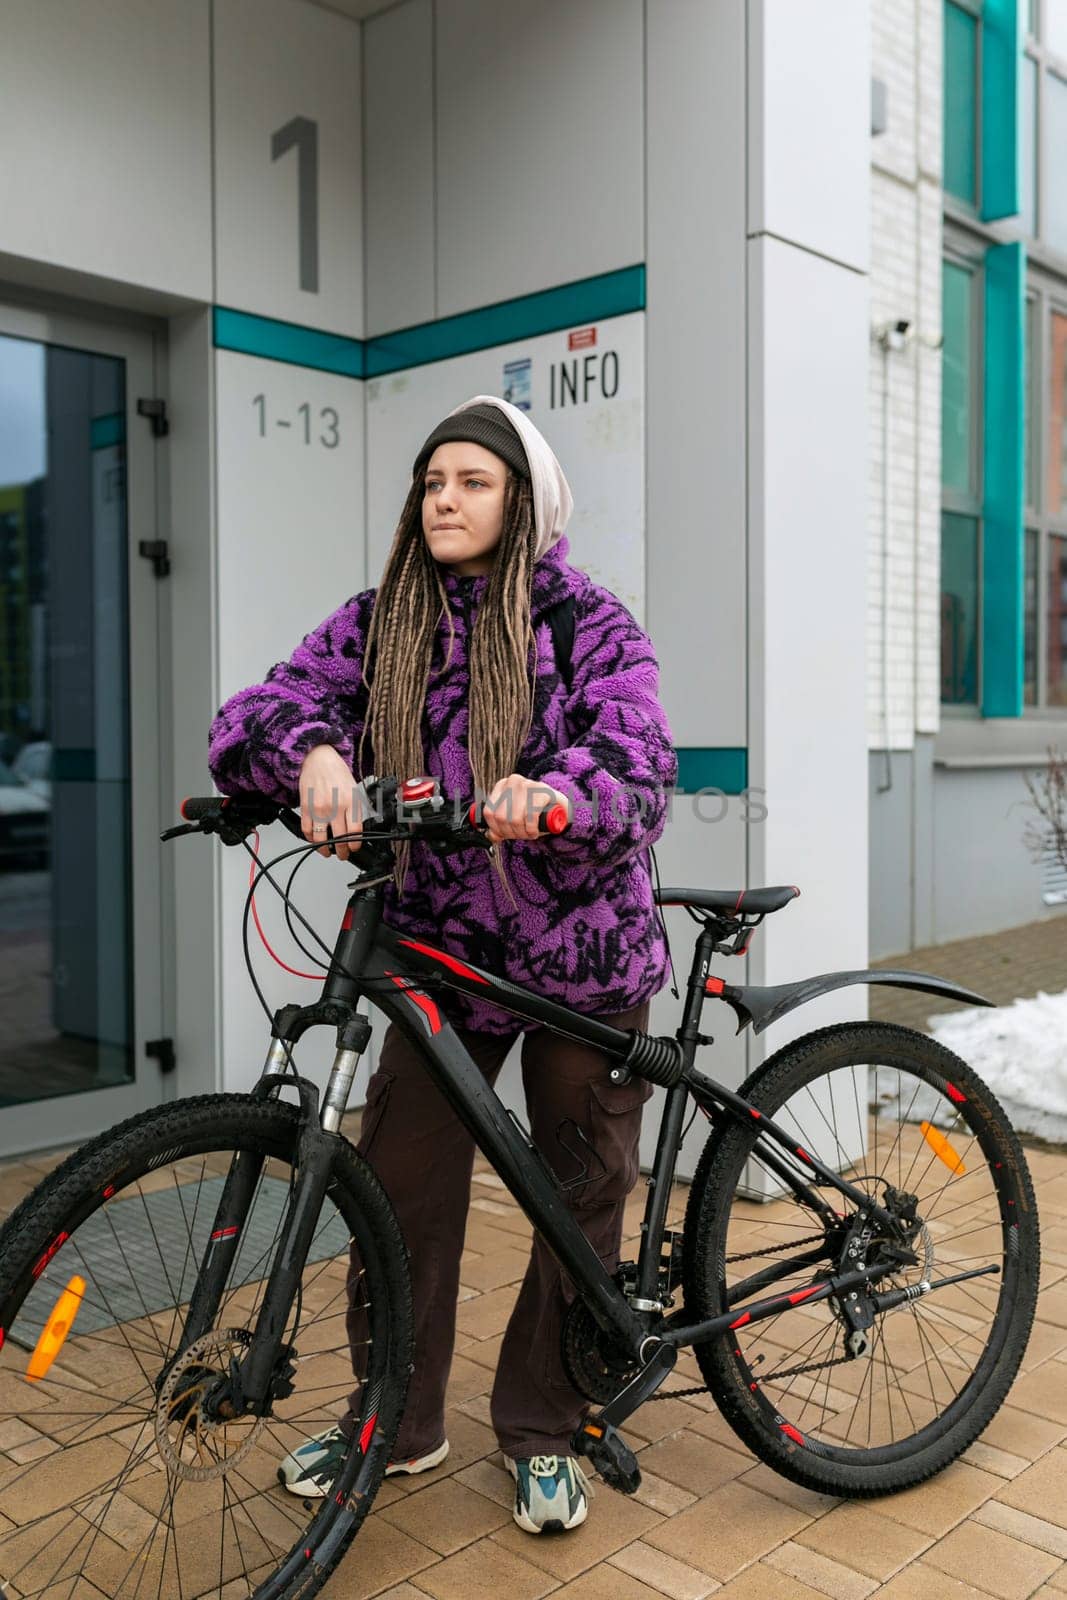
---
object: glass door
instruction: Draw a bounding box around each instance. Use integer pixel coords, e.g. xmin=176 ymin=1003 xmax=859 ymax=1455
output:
xmin=0 ymin=298 xmax=167 ymax=1156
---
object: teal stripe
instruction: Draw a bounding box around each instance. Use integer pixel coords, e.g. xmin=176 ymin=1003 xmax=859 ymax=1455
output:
xmin=981 ymin=240 xmax=1025 ymax=717
xmin=674 ymin=749 xmax=748 ymax=795
xmin=980 ymin=0 xmax=1020 ymax=221
xmin=212 ymin=265 xmax=645 ymax=379
xmin=214 ymin=307 xmax=366 ymax=379
xmin=90 ymin=413 xmax=124 ymax=451
xmin=364 ymin=264 xmax=645 ymax=377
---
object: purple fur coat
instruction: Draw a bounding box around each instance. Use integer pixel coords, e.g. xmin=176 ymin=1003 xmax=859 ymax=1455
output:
xmin=207 ymin=535 xmax=678 ymax=1036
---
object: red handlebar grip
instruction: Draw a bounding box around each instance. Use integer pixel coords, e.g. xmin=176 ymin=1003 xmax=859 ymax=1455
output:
xmin=470 ymin=799 xmax=568 ymax=833
xmin=540 ymin=803 xmax=569 ymax=834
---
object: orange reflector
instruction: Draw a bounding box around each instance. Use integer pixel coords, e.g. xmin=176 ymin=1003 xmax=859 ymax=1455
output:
xmin=920 ymin=1121 xmax=966 ymax=1175
xmin=26 ymin=1275 xmax=86 ymax=1381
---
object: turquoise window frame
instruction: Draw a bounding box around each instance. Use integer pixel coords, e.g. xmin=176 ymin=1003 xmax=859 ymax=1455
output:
xmin=981 ymin=240 xmax=1027 ymax=715
xmin=980 ymin=0 xmax=1022 ymax=220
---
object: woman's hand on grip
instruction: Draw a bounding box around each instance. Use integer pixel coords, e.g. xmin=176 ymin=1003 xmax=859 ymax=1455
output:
xmin=298 ymin=745 xmax=363 ymax=859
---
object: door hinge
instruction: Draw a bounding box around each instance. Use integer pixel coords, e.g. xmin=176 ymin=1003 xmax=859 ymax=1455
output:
xmin=137 ymin=397 xmax=169 ymax=437
xmin=138 ymin=539 xmax=171 ymax=578
xmin=146 ymin=1037 xmax=176 ymax=1075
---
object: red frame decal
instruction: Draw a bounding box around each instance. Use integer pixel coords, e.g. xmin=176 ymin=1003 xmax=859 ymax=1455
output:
xmin=397 ymin=939 xmax=489 ymax=985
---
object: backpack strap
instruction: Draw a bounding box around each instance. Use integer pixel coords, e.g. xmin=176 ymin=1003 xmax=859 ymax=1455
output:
xmin=543 ymin=593 xmax=576 ymax=696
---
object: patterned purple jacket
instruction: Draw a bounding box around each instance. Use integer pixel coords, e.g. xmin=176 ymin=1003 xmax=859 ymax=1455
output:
xmin=207 ymin=535 xmax=678 ymax=1036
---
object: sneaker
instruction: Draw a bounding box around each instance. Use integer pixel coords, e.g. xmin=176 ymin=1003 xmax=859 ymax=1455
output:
xmin=277 ymin=1427 xmax=449 ymax=1497
xmin=507 ymin=1453 xmax=589 ymax=1533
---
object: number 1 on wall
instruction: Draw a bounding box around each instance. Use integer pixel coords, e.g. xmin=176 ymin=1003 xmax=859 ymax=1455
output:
xmin=271 ymin=116 xmax=319 ymax=295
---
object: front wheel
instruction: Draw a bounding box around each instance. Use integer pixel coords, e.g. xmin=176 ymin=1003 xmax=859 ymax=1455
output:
xmin=0 ymin=1094 xmax=412 ymax=1600
xmin=682 ymin=1022 xmax=1040 ymax=1498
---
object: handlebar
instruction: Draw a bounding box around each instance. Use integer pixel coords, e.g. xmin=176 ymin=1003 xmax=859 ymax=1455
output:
xmin=165 ymin=774 xmax=570 ymax=853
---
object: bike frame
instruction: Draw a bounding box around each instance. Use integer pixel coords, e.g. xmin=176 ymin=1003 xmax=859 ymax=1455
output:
xmin=186 ymin=872 xmax=911 ymax=1414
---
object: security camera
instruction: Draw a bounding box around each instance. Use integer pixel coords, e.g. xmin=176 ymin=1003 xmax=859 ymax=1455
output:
xmin=876 ymin=319 xmax=914 ymax=352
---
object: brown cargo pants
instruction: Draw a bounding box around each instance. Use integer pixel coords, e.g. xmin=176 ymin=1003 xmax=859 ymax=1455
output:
xmin=342 ymin=999 xmax=652 ymax=1460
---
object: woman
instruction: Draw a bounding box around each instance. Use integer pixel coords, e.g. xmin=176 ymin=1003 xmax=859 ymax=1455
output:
xmin=207 ymin=395 xmax=677 ymax=1533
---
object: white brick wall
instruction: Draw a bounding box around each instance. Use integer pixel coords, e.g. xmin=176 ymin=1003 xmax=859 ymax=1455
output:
xmin=868 ymin=0 xmax=943 ymax=750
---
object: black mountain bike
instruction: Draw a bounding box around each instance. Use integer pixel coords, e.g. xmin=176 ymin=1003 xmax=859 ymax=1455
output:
xmin=0 ymin=776 xmax=1040 ymax=1599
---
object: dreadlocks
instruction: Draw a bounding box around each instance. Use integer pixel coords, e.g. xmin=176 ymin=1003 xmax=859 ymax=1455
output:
xmin=358 ymin=468 xmax=538 ymax=897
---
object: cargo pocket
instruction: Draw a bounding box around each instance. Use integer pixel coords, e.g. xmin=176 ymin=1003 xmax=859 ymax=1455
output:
xmin=572 ymin=1073 xmax=655 ymax=1213
xmin=355 ymin=1069 xmax=395 ymax=1162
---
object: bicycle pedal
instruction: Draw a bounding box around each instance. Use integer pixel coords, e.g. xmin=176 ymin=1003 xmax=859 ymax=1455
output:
xmin=571 ymin=1418 xmax=641 ymax=1495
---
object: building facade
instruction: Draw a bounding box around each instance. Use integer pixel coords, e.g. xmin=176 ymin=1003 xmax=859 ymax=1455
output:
xmin=870 ymin=0 xmax=1067 ymax=956
xmin=0 ymin=0 xmax=870 ymax=1168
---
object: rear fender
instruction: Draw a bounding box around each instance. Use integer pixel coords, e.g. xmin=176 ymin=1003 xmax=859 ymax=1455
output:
xmin=710 ymin=969 xmax=993 ymax=1035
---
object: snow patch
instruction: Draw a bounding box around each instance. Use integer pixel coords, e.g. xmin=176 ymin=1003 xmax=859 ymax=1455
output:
xmin=927 ymin=990 xmax=1067 ymax=1144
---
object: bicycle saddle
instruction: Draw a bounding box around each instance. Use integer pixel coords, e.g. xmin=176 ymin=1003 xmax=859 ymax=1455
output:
xmin=653 ymin=885 xmax=800 ymax=916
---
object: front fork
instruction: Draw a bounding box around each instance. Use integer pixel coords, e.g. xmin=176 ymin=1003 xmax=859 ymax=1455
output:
xmin=175 ymin=1008 xmax=372 ymax=1417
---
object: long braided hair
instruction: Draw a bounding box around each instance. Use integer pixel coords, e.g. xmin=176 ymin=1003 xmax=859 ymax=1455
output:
xmin=357 ymin=465 xmax=539 ymax=897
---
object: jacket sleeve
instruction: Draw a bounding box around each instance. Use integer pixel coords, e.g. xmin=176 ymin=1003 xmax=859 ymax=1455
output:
xmin=523 ymin=586 xmax=677 ymax=871
xmin=207 ymin=589 xmax=374 ymax=806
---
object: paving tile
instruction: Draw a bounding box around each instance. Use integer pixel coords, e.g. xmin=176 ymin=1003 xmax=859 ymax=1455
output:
xmin=380 ymin=1475 xmax=510 ymax=1555
xmin=458 ymin=1245 xmax=530 ymax=1293
xmin=974 ymin=1501 xmax=1067 ymax=1560
xmin=763 ymin=1538 xmax=879 ymax=1600
xmin=638 ymin=1431 xmax=749 ymax=1497
xmin=454 ymin=1456 xmax=514 ymax=1510
xmin=1008 ymin=1366 xmax=1067 ymax=1426
xmin=551 ymin=1565 xmax=677 ymax=1600
xmin=629 ymin=1398 xmax=721 ymax=1446
xmin=435 ymin=1408 xmax=498 ymax=1476
xmin=609 ymin=1537 xmax=721 ymax=1599
xmin=1043 ymin=1565 xmax=1067 ymax=1591
xmin=993 ymin=1446 xmax=1067 ymax=1529
xmin=630 ymin=1467 xmax=699 ymax=1517
xmin=735 ymin=1463 xmax=840 ymax=1519
xmin=963 ymin=1439 xmax=1033 ymax=1479
xmin=643 ymin=1480 xmax=813 ymax=1581
xmin=794 ymin=1503 xmax=934 ymax=1581
xmin=869 ymin=1461 xmax=1001 ymax=1536
xmin=978 ymin=1404 xmax=1067 ymax=1461
xmin=712 ymin=1565 xmax=827 ymax=1599
xmin=444 ymin=1352 xmax=492 ymax=1405
xmin=455 ymin=1284 xmax=520 ymax=1339
xmin=412 ymin=1532 xmax=556 ymax=1600
xmin=922 ymin=1520 xmax=1061 ymax=1599
xmin=490 ymin=1480 xmax=664 ymax=1581
xmin=875 ymin=1563 xmax=999 ymax=1599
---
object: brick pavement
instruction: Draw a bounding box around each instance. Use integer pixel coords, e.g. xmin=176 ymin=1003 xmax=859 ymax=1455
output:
xmin=0 ymin=915 xmax=1065 ymax=1598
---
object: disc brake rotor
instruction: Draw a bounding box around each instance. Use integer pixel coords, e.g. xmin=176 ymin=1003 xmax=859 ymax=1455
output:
xmin=154 ymin=1328 xmax=268 ymax=1482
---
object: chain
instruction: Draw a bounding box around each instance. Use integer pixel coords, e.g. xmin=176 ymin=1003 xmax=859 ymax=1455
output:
xmin=725 ymin=1233 xmax=827 ymax=1263
xmin=647 ymin=1238 xmax=847 ymax=1402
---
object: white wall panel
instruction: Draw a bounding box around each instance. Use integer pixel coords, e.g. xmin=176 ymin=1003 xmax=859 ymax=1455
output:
xmin=434 ymin=0 xmax=644 ymax=317
xmin=215 ymin=348 xmax=366 ymax=1089
xmin=365 ymin=316 xmax=646 ymax=618
xmin=363 ymin=0 xmax=435 ymax=336
xmin=214 ymin=0 xmax=363 ymax=335
xmin=646 ymin=0 xmax=747 ymax=748
xmin=0 ymin=0 xmax=211 ymax=301
xmin=747 ymin=236 xmax=869 ymax=1025
xmin=748 ymin=0 xmax=871 ymax=273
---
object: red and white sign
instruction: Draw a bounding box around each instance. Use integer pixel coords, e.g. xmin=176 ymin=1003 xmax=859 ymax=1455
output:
xmin=568 ymin=326 xmax=597 ymax=350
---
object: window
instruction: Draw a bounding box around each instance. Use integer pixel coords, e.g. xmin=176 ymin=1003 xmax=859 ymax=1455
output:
xmin=943 ymin=262 xmax=976 ymax=492
xmin=944 ymin=1 xmax=979 ymax=206
xmin=1020 ymin=292 xmax=1067 ymax=709
xmin=1024 ymin=0 xmax=1067 ymax=255
xmin=941 ymin=258 xmax=983 ymax=705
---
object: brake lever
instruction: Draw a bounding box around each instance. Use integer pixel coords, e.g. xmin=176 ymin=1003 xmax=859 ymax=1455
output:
xmin=160 ymin=822 xmax=198 ymax=842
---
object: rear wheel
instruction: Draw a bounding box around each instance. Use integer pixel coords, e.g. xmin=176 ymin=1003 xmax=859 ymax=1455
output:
xmin=0 ymin=1094 xmax=412 ymax=1599
xmin=682 ymin=1022 xmax=1040 ymax=1497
